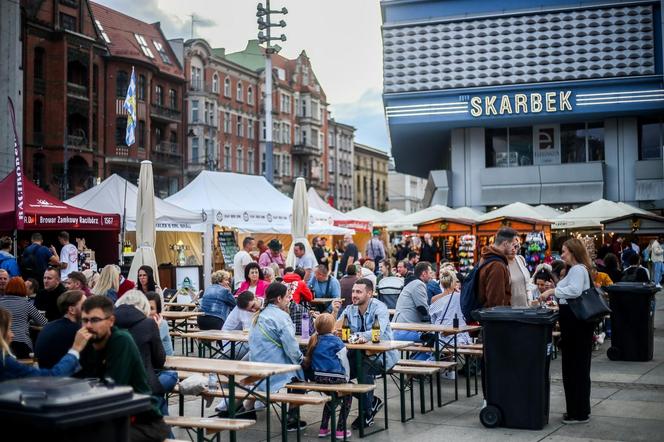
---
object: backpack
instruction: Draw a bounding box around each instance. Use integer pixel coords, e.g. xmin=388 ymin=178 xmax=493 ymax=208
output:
xmin=20 ymin=244 xmax=44 ymax=281
xmin=460 ymin=255 xmax=505 ymax=322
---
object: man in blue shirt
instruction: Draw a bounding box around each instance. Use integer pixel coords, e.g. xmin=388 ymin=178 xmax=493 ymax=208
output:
xmin=333 ymin=278 xmax=397 ymax=430
xmin=294 ymin=242 xmax=316 ymax=281
xmin=308 ymin=265 xmax=340 ymax=312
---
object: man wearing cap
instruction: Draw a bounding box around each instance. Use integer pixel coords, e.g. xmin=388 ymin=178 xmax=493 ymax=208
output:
xmin=259 ymin=239 xmax=285 ymax=273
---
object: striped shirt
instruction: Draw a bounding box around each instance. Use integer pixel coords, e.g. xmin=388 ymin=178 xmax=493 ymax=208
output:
xmin=0 ymin=295 xmax=48 ymax=350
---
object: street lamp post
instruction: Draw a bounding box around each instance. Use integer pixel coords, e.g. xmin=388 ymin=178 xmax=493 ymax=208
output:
xmin=257 ymin=1 xmax=287 ymax=185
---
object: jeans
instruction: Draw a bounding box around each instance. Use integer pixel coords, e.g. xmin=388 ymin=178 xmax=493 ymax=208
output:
xmin=393 ymin=330 xmax=430 ymax=360
xmin=348 ymin=351 xmax=384 ymax=414
xmin=653 ymin=261 xmax=663 ymax=286
xmin=157 ymin=370 xmax=178 ymax=416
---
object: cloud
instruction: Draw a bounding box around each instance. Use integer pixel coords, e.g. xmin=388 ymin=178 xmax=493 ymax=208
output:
xmin=330 ymin=88 xmax=390 ymax=154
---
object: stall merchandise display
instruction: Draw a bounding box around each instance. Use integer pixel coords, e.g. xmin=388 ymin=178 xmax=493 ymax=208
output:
xmin=457 ymin=234 xmax=476 ymax=276
xmin=580 ymin=235 xmax=597 ymax=260
xmin=525 ymin=232 xmax=547 ymax=273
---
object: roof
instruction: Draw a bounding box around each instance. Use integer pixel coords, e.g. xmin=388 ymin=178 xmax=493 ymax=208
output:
xmin=451 ymin=207 xmax=483 ymax=220
xmin=354 ymin=143 xmax=391 ymax=159
xmin=307 ymin=188 xmax=372 ymax=232
xmin=65 ymin=174 xmax=204 ymax=232
xmin=552 ymin=199 xmax=650 ymax=229
xmin=533 ymin=204 xmax=564 ymax=220
xmin=477 ymin=202 xmax=553 ymax=223
xmin=90 ymin=2 xmax=184 ymax=79
xmin=0 ymin=172 xmax=120 ymax=231
xmin=386 ymin=204 xmax=459 ymax=231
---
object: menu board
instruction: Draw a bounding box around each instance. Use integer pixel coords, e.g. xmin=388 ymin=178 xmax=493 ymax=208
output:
xmin=217 ymin=231 xmax=239 ymax=269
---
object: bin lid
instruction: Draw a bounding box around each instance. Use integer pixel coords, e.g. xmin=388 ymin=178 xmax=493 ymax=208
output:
xmin=476 ymin=306 xmax=559 ymax=324
xmin=0 ymin=377 xmax=134 ymax=411
xmin=605 ymin=282 xmax=659 ymax=295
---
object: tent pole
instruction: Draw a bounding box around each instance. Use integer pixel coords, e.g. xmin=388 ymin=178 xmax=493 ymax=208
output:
xmin=120 ymin=175 xmax=128 ymax=265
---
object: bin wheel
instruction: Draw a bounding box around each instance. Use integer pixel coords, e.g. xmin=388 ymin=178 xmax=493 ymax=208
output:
xmin=480 ymin=405 xmax=502 ymax=428
xmin=607 ymin=346 xmax=621 ymax=361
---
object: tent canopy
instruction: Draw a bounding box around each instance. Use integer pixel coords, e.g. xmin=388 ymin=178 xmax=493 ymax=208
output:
xmin=0 ymin=171 xmax=120 ymax=231
xmin=165 ymin=171 xmax=349 ymax=234
xmin=66 ymin=174 xmax=204 ymax=232
xmin=345 ymin=206 xmax=404 ymax=227
xmin=478 ymin=202 xmax=553 ymax=223
xmin=601 ymin=212 xmax=664 ymax=234
xmin=451 ymin=207 xmax=483 ymax=220
xmin=533 ymin=204 xmax=563 ymax=220
xmin=553 ymin=199 xmax=650 ymax=229
xmin=307 ymin=188 xmax=372 ymax=232
xmin=386 ymin=204 xmax=459 ymax=232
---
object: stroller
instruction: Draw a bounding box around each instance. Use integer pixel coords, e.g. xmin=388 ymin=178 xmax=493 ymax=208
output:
xmin=376 ymin=276 xmax=403 ymax=309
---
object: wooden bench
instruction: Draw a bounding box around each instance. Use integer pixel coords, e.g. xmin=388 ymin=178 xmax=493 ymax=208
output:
xmin=164 ymin=416 xmax=255 ymax=442
xmin=397 ymin=359 xmax=457 ymax=370
xmin=390 ymin=365 xmax=442 ymax=420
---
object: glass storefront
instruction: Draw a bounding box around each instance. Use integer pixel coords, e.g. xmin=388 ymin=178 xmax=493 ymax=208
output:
xmin=639 ymin=116 xmax=664 ymax=160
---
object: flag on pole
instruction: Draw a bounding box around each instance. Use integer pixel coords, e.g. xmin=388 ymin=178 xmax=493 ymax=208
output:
xmin=123 ymin=67 xmax=137 ymax=147
xmin=7 ymin=97 xmax=25 ymax=230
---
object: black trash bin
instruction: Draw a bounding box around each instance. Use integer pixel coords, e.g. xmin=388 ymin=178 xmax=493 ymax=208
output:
xmin=605 ymin=282 xmax=658 ymax=361
xmin=0 ymin=377 xmax=151 ymax=442
xmin=476 ymin=307 xmax=558 ymax=430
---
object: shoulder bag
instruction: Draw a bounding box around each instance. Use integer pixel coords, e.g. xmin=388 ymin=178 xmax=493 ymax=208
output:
xmin=566 ymin=266 xmax=611 ymax=322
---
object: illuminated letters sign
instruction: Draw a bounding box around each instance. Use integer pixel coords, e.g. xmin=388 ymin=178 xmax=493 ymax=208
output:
xmin=470 ymin=91 xmax=573 ymax=117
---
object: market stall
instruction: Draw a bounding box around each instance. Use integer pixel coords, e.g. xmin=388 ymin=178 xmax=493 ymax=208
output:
xmin=416 ymin=216 xmax=476 ymax=271
xmin=475 ymin=216 xmax=552 ymax=264
xmin=0 ymin=171 xmax=121 ymax=267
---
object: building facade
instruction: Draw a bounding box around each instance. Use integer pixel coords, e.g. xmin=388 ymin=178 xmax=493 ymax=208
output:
xmin=328 ymin=119 xmax=355 ymax=211
xmin=388 ymin=164 xmax=427 ymax=213
xmin=382 ymin=0 xmax=664 ymax=211
xmin=354 ymin=143 xmax=390 ymax=211
xmin=1 ymin=0 xmax=22 ymax=178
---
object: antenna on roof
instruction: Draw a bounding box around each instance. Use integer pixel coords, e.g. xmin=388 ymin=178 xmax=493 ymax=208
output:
xmin=189 ymin=14 xmax=201 ymax=40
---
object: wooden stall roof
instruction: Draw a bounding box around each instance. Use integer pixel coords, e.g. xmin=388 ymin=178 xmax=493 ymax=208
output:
xmin=475 ymin=216 xmax=552 ymax=234
xmin=416 ymin=216 xmax=476 ymax=235
xmin=601 ymin=213 xmax=664 ymax=234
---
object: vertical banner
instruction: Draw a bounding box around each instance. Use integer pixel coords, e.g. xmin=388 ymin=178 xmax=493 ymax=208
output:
xmin=7 ymin=97 xmax=24 ymax=229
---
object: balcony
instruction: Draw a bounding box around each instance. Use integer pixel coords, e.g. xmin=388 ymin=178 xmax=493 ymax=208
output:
xmin=292 ymin=142 xmax=321 ymax=156
xmin=151 ymin=103 xmax=181 ymax=123
xmin=296 ymin=113 xmax=321 ymax=126
xmin=67 ymin=82 xmax=88 ymax=100
xmin=152 ymin=142 xmax=182 ymax=168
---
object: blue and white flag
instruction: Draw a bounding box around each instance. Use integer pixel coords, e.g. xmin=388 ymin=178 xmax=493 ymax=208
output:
xmin=123 ymin=66 xmax=137 ymax=146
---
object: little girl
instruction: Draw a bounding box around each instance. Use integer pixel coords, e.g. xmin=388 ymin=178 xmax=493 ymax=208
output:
xmin=303 ymin=313 xmax=352 ymax=439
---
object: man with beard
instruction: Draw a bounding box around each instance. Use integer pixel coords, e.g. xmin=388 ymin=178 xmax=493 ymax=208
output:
xmin=35 ymin=268 xmax=67 ymax=321
xmin=35 ymin=290 xmax=85 ymax=368
xmin=77 ymin=296 xmax=170 ymax=441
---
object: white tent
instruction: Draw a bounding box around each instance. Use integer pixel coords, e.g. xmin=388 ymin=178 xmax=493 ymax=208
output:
xmin=65 ymin=174 xmax=204 ymax=232
xmin=386 ymin=204 xmax=459 ymax=231
xmin=452 ymin=207 xmax=483 ymax=220
xmin=345 ymin=206 xmax=383 ymax=223
xmin=478 ymin=202 xmax=552 ymax=222
xmin=534 ymin=204 xmax=563 ymax=221
xmin=307 ymin=188 xmax=372 ymax=232
xmin=553 ymin=199 xmax=650 ymax=230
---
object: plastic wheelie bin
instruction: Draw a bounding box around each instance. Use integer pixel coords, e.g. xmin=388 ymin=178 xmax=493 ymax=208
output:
xmin=605 ymin=282 xmax=658 ymax=361
xmin=0 ymin=377 xmax=151 ymax=442
xmin=476 ymin=307 xmax=558 ymax=430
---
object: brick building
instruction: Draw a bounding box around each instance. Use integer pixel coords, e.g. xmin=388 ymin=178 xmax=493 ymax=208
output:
xmin=328 ymin=119 xmax=355 ymax=212
xmin=354 ymin=143 xmax=390 ymax=211
xmin=20 ymin=0 xmax=185 ymax=199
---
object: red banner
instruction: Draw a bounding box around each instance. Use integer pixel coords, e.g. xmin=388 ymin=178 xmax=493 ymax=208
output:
xmin=7 ymin=98 xmax=24 ymax=230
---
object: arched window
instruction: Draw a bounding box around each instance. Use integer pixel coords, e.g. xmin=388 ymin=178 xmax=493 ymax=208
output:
xmin=116 ymin=70 xmax=128 ymax=97
xmin=223 ymin=77 xmax=230 ymax=97
xmin=212 ymin=74 xmax=219 ymax=93
xmin=247 ymin=86 xmax=253 ymax=104
xmin=34 ymin=47 xmax=45 ymax=80
xmin=236 ymin=81 xmax=243 ymax=102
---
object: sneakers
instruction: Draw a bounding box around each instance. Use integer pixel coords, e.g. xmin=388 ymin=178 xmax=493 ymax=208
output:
xmin=371 ymin=397 xmax=383 ymax=415
xmin=562 ymin=413 xmax=590 ymax=424
xmin=335 ymin=429 xmax=352 ymax=439
xmin=351 ymin=414 xmax=374 ymax=430
xmin=318 ymin=428 xmax=331 ymax=438
xmin=216 ymin=406 xmax=256 ymax=420
xmin=287 ymin=418 xmax=307 ymax=432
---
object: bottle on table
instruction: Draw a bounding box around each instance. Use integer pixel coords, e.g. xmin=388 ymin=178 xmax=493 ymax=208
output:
xmin=341 ymin=315 xmax=351 ymax=343
xmin=208 ymin=373 xmax=217 ymax=391
xmin=453 ymin=314 xmax=459 ymax=329
xmin=371 ymin=314 xmax=381 ymax=343
xmin=301 ymin=310 xmax=310 ymax=339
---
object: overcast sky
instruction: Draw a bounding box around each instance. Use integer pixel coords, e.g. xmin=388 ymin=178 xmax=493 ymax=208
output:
xmin=95 ymin=0 xmax=390 ymax=152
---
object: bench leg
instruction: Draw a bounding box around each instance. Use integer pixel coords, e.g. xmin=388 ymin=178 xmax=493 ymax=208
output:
xmin=466 ymin=357 xmax=471 ymax=398
xmin=280 ymin=402 xmax=288 ymax=442
xmin=265 ymin=379 xmax=271 ymax=442
xmin=474 ymin=358 xmax=478 ymax=395
xmin=409 ymin=376 xmax=414 ymax=420
xmin=419 ymin=376 xmax=425 ymax=414
xmin=330 ymin=395 xmax=337 ymax=442
xmin=399 ymin=373 xmax=406 ymax=422
xmin=179 ymin=392 xmax=184 ymax=417
xmin=297 ymin=407 xmax=301 ymax=442
xmin=436 ymin=369 xmax=442 ymax=408
xmin=429 ymin=375 xmax=434 ymax=412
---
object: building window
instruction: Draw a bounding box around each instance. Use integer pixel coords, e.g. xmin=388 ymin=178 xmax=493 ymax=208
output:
xmin=191 ymin=100 xmax=199 ymax=123
xmin=153 ymin=40 xmax=171 ymax=64
xmin=224 ymin=77 xmax=231 ymax=97
xmin=224 ymin=112 xmax=231 ymax=133
xmin=191 ymin=67 xmax=202 ymax=90
xmin=154 ymin=127 xmax=162 ymax=144
xmin=59 ymin=13 xmax=77 ymax=32
xmin=237 ymin=116 xmax=243 ymax=137
xmin=155 ymin=85 xmax=163 ymax=106
xmin=192 ymin=137 xmax=199 ymax=163
xmin=224 ymin=145 xmax=231 ymax=170
xmin=248 ymin=149 xmax=255 ymax=174
xmin=94 ymin=19 xmax=111 ymax=44
xmin=485 ymin=127 xmax=532 ymax=167
xmin=638 ymin=117 xmax=664 ymax=160
xmin=248 ymin=119 xmax=254 ymax=139
xmin=138 ymin=120 xmax=145 ymax=147
xmin=169 ymin=89 xmax=177 ymax=109
xmin=170 ymin=131 xmax=177 ymax=148
xmin=561 ymin=122 xmax=605 ymax=163
xmin=33 ymin=100 xmax=43 ymax=135
xmin=34 ymin=48 xmax=45 ymax=80
xmin=236 ymin=81 xmax=243 ymax=102
xmin=116 ymin=71 xmax=128 ymax=98
xmin=134 ymin=34 xmax=154 ymax=58
xmin=212 ymin=74 xmax=219 ymax=93
xmin=137 ymin=75 xmax=146 ymax=100
xmin=236 ymin=147 xmax=243 ymax=172
xmin=247 ymin=86 xmax=253 ymax=105
xmin=115 ymin=117 xmax=127 ymax=146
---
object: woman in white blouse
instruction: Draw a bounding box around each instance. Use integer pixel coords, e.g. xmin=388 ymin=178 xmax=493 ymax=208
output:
xmin=539 ymin=238 xmax=595 ymax=425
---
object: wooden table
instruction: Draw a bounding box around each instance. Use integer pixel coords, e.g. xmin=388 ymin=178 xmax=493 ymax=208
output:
xmin=164 ymin=311 xmax=204 ymax=354
xmin=391 ymin=323 xmax=482 ymax=404
xmin=184 ymin=330 xmax=249 ymax=359
xmin=165 ymin=356 xmax=300 ymax=442
xmin=307 ymin=297 xmax=337 ymax=304
xmin=164 ymin=302 xmax=198 ymax=311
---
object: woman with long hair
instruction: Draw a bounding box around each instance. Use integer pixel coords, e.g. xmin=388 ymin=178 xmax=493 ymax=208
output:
xmin=0 ymin=277 xmax=48 ymax=358
xmin=539 ymin=238 xmax=595 ymax=425
xmin=91 ymin=264 xmax=120 ymax=301
xmin=0 ymin=307 xmax=90 ymax=381
xmin=136 ymin=265 xmax=161 ymax=295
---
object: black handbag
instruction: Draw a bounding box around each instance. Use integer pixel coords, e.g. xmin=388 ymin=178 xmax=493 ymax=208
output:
xmin=567 ymin=269 xmax=611 ymax=322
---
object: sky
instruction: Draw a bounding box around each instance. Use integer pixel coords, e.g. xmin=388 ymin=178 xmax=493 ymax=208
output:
xmin=95 ymin=0 xmax=391 ymax=152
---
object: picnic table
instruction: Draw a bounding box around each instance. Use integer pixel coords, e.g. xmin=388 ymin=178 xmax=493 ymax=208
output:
xmin=164 ymin=302 xmax=198 ymax=311
xmin=390 ymin=323 xmax=482 ymax=404
xmin=164 ymin=356 xmax=300 ymax=442
xmin=183 ymin=330 xmax=249 ymax=359
xmin=163 ymin=311 xmax=204 ymax=353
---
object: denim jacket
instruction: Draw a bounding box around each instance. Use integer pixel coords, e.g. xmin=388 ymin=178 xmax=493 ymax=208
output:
xmin=200 ymin=284 xmax=236 ymax=321
xmin=0 ymin=351 xmax=80 ymax=382
xmin=340 ymin=298 xmax=398 ymax=369
xmin=248 ymin=304 xmax=304 ymax=391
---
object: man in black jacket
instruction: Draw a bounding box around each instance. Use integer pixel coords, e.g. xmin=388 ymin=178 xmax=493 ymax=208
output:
xmin=35 ymin=268 xmax=67 ymax=321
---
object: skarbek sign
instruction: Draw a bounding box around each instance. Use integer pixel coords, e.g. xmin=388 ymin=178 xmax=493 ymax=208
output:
xmin=470 ymin=91 xmax=573 ymax=117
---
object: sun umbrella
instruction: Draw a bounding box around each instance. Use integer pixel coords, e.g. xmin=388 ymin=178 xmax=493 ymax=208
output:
xmin=286 ymin=177 xmax=317 ymax=268
xmin=128 ymin=161 xmax=160 ymax=286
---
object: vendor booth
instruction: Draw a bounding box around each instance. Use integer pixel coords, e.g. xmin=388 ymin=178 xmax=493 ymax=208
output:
xmin=0 ymin=171 xmax=121 ymax=267
xmin=602 ymin=213 xmax=664 ymax=235
xmin=416 ymin=216 xmax=476 ymax=270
